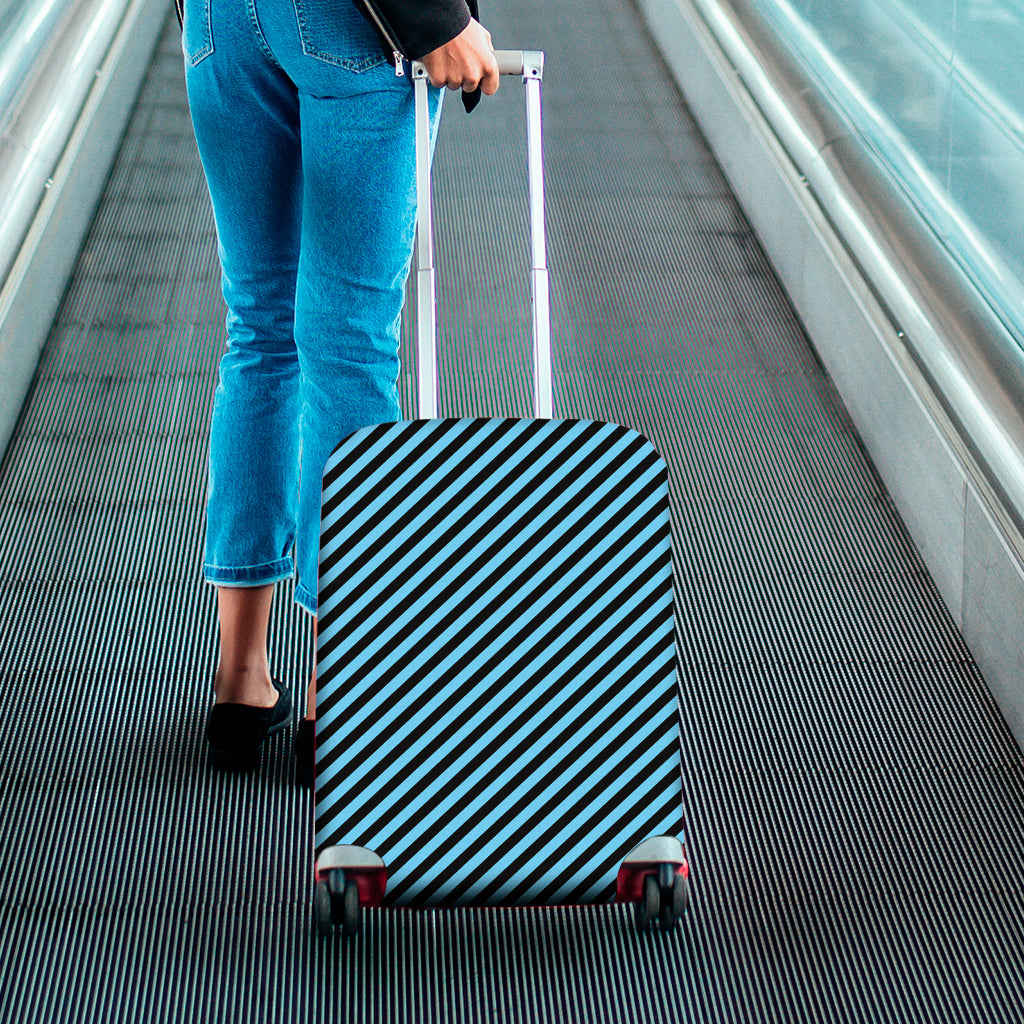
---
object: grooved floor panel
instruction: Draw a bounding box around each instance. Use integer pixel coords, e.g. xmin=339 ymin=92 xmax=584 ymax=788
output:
xmin=1 ymin=0 xmax=1023 ymax=1020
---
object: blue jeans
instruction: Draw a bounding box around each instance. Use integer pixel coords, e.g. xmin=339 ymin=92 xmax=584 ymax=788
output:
xmin=183 ymin=0 xmax=441 ymax=614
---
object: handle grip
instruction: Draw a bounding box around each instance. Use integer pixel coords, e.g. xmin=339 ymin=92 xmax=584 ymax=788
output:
xmin=411 ymin=50 xmax=544 ymax=81
xmin=494 ymin=49 xmax=544 ymax=78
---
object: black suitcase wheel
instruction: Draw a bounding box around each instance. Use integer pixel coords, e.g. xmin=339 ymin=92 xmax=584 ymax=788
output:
xmin=659 ymin=875 xmax=678 ymax=932
xmin=659 ymin=867 xmax=692 ymax=932
xmin=341 ymin=879 xmax=361 ymax=937
xmin=675 ymin=872 xmax=691 ymax=917
xmin=636 ymin=873 xmax=660 ymax=931
xmin=315 ymin=869 xmax=362 ymax=938
xmin=314 ymin=880 xmax=334 ymax=937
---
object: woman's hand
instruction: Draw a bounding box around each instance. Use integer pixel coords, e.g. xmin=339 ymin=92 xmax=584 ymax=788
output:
xmin=420 ymin=19 xmax=499 ymax=96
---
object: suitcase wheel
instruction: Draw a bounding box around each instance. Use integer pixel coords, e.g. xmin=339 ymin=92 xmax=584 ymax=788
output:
xmin=636 ymin=873 xmax=660 ymax=930
xmin=313 ymin=846 xmax=387 ymax=938
xmin=313 ymin=869 xmax=361 ymax=937
xmin=636 ymin=863 xmax=691 ymax=933
xmin=617 ymin=836 xmax=691 ymax=933
xmin=661 ymin=870 xmax=691 ymax=931
xmin=337 ymin=875 xmax=360 ymax=937
xmin=314 ymin=879 xmax=333 ymax=937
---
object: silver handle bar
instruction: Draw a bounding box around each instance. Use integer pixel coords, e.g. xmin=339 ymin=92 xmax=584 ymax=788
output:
xmin=411 ymin=50 xmax=551 ymax=420
xmin=410 ymin=50 xmax=544 ymax=81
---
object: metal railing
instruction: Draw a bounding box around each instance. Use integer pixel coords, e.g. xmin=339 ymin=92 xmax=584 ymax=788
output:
xmin=0 ymin=0 xmax=166 ymax=457
xmin=679 ymin=0 xmax=1024 ymax=550
xmin=0 ymin=0 xmax=138 ymax=288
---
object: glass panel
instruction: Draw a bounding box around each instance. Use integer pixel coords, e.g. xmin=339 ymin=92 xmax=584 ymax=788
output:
xmin=0 ymin=0 xmax=76 ymax=118
xmin=749 ymin=0 xmax=1024 ymax=348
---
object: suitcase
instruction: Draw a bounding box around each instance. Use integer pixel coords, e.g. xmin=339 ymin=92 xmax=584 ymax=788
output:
xmin=312 ymin=51 xmax=690 ymax=937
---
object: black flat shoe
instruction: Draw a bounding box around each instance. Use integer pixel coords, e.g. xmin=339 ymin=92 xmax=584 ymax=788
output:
xmin=295 ymin=718 xmax=315 ymax=789
xmin=207 ymin=678 xmax=292 ymax=771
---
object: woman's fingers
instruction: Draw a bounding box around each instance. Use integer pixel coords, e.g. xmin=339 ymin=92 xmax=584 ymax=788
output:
xmin=420 ymin=20 xmax=499 ymax=95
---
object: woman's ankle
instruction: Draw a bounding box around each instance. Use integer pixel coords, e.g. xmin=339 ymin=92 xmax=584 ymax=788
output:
xmin=214 ymin=665 xmax=277 ymax=706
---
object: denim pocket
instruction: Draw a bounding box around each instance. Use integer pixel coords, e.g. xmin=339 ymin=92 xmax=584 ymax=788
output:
xmin=182 ymin=0 xmax=214 ymax=67
xmin=291 ymin=0 xmax=388 ymax=71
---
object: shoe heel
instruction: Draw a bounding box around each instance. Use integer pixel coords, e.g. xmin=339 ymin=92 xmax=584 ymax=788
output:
xmin=295 ymin=718 xmax=315 ymax=789
xmin=209 ymin=745 xmax=261 ymax=772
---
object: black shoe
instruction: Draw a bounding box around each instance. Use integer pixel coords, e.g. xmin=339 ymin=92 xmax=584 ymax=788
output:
xmin=206 ymin=678 xmax=292 ymax=771
xmin=295 ymin=718 xmax=315 ymax=789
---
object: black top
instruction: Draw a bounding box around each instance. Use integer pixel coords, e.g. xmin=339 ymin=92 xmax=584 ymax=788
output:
xmin=371 ymin=0 xmax=477 ymax=60
xmin=356 ymin=0 xmax=484 ymax=110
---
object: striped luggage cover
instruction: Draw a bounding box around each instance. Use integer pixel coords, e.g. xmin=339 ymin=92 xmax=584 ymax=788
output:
xmin=315 ymin=414 xmax=683 ymax=908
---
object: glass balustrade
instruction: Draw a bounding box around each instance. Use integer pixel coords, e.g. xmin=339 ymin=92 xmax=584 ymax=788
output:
xmin=749 ymin=0 xmax=1024 ymax=352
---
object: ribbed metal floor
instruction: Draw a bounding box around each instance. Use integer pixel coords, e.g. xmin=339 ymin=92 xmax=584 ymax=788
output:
xmin=2 ymin=0 xmax=1024 ymax=1019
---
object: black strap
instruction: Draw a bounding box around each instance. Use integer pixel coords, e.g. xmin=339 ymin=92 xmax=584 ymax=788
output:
xmin=461 ymin=0 xmax=482 ymax=113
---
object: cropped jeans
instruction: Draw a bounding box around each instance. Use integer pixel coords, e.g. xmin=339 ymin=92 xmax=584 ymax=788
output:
xmin=183 ymin=0 xmax=441 ymax=614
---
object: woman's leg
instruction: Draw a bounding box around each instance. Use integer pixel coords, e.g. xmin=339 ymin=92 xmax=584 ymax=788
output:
xmin=289 ymin=80 xmax=442 ymax=620
xmin=291 ymin=82 xmax=440 ymax=729
xmin=307 ymin=618 xmax=317 ymax=719
xmin=184 ymin=0 xmax=304 ymax=706
xmin=214 ymin=585 xmax=277 ymax=706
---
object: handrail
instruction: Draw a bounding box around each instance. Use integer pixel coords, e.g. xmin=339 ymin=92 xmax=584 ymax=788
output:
xmin=0 ymin=0 xmax=166 ymax=460
xmin=0 ymin=0 xmax=74 ymax=125
xmin=684 ymin=0 xmax=1024 ymax=549
xmin=0 ymin=0 xmax=138 ymax=292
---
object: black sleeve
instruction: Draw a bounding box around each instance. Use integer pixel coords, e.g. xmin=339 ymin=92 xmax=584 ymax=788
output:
xmin=373 ymin=0 xmax=474 ymax=60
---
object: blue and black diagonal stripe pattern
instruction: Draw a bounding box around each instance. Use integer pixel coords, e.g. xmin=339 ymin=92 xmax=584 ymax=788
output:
xmin=315 ymin=418 xmax=682 ymax=907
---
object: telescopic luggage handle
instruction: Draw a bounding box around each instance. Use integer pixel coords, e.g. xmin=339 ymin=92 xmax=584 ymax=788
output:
xmin=411 ymin=50 xmax=551 ymax=420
